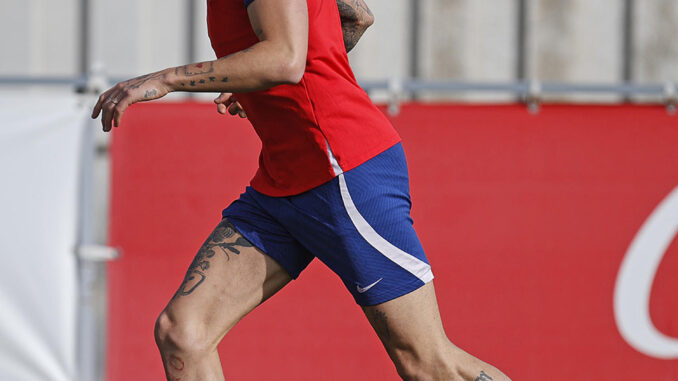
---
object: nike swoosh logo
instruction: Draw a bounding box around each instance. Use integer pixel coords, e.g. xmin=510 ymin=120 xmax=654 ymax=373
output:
xmin=356 ymin=278 xmax=383 ymax=293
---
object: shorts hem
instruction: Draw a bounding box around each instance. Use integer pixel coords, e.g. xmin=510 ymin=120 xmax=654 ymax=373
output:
xmin=356 ymin=274 xmax=434 ymax=307
xmin=221 ymin=215 xmax=302 ymax=280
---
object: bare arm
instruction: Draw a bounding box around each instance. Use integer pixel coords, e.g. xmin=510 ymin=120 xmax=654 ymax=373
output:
xmin=336 ymin=0 xmax=374 ymax=52
xmin=92 ymin=0 xmax=308 ymax=131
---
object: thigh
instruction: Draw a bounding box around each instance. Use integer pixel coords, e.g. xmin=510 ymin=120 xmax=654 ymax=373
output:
xmin=362 ymin=281 xmax=446 ymax=351
xmin=163 ymin=218 xmax=293 ymax=345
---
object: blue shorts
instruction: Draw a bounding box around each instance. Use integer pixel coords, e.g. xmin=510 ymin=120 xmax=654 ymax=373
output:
xmin=222 ymin=143 xmax=434 ymax=306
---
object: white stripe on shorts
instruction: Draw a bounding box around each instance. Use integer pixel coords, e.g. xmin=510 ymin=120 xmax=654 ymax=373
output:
xmin=338 ymin=173 xmax=434 ymax=284
xmin=325 ymin=139 xmax=344 ymax=176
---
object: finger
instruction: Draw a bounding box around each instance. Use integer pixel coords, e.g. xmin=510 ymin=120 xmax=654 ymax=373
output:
xmin=98 ymin=88 xmax=121 ymax=130
xmin=102 ymin=102 xmax=115 ymax=132
xmin=92 ymin=90 xmax=112 ymax=119
xmin=92 ymin=95 xmax=103 ymax=119
xmin=217 ymin=103 xmax=228 ymax=114
xmin=228 ymin=103 xmax=240 ymax=116
xmin=113 ymin=101 xmax=129 ymax=128
xmin=214 ymin=92 xmax=233 ymax=104
xmin=102 ymin=92 xmax=121 ymax=132
xmin=233 ymin=102 xmax=247 ymax=118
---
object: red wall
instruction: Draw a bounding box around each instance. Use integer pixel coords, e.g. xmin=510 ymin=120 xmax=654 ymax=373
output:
xmin=108 ymin=103 xmax=678 ymax=380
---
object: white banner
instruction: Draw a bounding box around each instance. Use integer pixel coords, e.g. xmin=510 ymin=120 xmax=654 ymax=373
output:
xmin=0 ymin=92 xmax=88 ymax=381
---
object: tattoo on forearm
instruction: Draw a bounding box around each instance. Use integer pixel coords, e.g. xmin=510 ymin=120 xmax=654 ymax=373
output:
xmin=175 ymin=61 xmax=215 ymax=77
xmin=371 ymin=309 xmax=391 ymax=342
xmin=144 ymin=89 xmax=157 ymax=99
xmin=174 ymin=219 xmax=252 ymax=297
xmin=476 ymin=371 xmax=493 ymax=381
xmin=171 ymin=46 xmax=250 ymax=91
xmin=127 ymin=71 xmax=165 ymax=90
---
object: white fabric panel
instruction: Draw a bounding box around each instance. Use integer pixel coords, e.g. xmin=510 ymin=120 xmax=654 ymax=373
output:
xmin=0 ymin=92 xmax=87 ymax=381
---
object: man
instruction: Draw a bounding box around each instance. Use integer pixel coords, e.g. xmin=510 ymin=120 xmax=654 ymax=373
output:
xmin=92 ymin=1 xmax=511 ymax=380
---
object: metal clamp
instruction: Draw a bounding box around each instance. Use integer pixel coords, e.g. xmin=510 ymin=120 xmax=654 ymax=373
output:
xmin=387 ymin=77 xmax=404 ymax=116
xmin=663 ymin=82 xmax=677 ymax=115
xmin=526 ymin=79 xmax=542 ymax=114
xmin=76 ymin=244 xmax=120 ymax=261
xmin=83 ymin=62 xmax=110 ymax=95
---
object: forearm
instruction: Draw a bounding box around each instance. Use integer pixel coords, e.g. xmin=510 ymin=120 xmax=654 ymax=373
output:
xmin=337 ymin=0 xmax=374 ymax=52
xmin=164 ymin=40 xmax=304 ymax=94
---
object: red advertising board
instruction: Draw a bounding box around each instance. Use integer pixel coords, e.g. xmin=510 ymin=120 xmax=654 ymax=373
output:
xmin=108 ymin=103 xmax=678 ymax=380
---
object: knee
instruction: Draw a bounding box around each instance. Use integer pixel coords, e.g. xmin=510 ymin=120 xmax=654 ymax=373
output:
xmin=154 ymin=310 xmax=212 ymax=357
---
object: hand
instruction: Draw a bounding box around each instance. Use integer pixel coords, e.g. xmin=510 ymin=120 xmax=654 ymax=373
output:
xmin=215 ymin=93 xmax=247 ymax=118
xmin=91 ymin=70 xmax=171 ymax=131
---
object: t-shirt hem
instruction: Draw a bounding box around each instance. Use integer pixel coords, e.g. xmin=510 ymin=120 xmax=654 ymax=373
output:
xmin=250 ymin=137 xmax=402 ymax=197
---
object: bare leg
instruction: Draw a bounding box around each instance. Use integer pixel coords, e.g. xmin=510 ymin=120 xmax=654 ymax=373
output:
xmin=363 ymin=282 xmax=511 ymax=381
xmin=154 ymin=219 xmax=292 ymax=381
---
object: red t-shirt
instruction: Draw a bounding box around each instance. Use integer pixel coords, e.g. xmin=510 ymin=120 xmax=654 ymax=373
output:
xmin=207 ymin=0 xmax=401 ymax=196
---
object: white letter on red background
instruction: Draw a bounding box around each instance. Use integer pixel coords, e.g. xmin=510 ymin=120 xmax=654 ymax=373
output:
xmin=614 ymin=186 xmax=678 ymax=359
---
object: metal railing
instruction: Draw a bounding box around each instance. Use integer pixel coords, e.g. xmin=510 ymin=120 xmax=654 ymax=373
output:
xmin=1 ymin=76 xmax=676 ymax=115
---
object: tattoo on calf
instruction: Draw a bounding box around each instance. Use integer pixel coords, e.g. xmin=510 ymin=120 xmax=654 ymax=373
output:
xmin=476 ymin=371 xmax=493 ymax=381
xmin=174 ymin=219 xmax=253 ymax=297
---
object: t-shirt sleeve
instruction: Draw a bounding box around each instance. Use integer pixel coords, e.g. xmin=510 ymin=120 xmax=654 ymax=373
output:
xmin=244 ymin=0 xmax=255 ymax=8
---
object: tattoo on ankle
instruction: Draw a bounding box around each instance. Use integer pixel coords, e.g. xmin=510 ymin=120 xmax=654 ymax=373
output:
xmin=476 ymin=370 xmax=493 ymax=381
xmin=174 ymin=219 xmax=253 ymax=297
xmin=371 ymin=309 xmax=391 ymax=342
